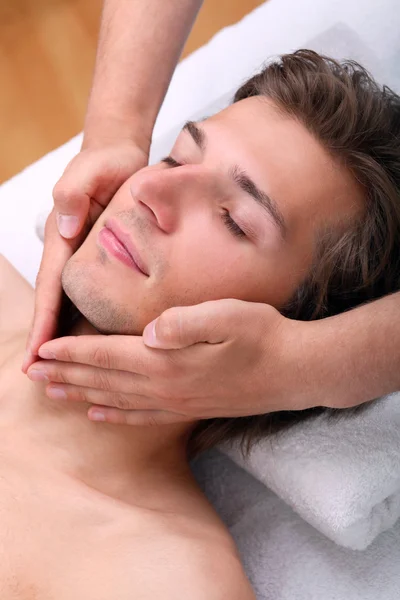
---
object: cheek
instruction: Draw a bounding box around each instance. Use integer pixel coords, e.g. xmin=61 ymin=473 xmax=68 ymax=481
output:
xmin=163 ymin=233 xmax=268 ymax=305
xmin=164 ymin=238 xmax=306 ymax=310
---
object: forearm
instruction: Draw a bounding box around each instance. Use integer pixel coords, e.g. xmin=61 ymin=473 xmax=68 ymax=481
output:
xmin=83 ymin=0 xmax=203 ymax=152
xmin=306 ymin=291 xmax=400 ymax=408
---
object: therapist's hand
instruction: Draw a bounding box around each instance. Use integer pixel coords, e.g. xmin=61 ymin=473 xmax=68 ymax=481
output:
xmin=27 ymin=299 xmax=321 ymax=425
xmin=22 ymin=142 xmax=148 ymax=373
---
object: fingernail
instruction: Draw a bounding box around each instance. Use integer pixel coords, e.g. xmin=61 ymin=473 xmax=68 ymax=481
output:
xmin=47 ymin=387 xmax=67 ymax=400
xmin=143 ymin=319 xmax=159 ymax=347
xmin=27 ymin=369 xmax=49 ymax=382
xmin=38 ymin=349 xmax=57 ymax=360
xmin=57 ymin=213 xmax=79 ymax=239
xmin=90 ymin=410 xmax=106 ymax=422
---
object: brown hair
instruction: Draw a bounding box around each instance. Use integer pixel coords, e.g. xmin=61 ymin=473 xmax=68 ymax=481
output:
xmin=189 ymin=50 xmax=400 ymax=457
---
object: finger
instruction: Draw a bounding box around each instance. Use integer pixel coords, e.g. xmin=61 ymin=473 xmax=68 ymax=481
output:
xmin=44 ymin=383 xmax=161 ymax=411
xmin=38 ymin=335 xmax=163 ymax=375
xmin=53 ymin=165 xmax=91 ymax=239
xmin=22 ymin=211 xmax=76 ymax=372
xmin=22 ymin=305 xmax=60 ymax=372
xmin=27 ymin=360 xmax=150 ymax=395
xmin=142 ymin=299 xmax=247 ymax=349
xmin=53 ymin=150 xmax=130 ymax=239
xmin=87 ymin=406 xmax=192 ymax=426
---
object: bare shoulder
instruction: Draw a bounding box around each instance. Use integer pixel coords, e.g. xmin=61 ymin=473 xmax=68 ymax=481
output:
xmin=179 ymin=539 xmax=255 ymax=600
xmin=0 ymin=254 xmax=34 ymax=335
xmin=82 ymin=496 xmax=255 ymax=599
xmin=149 ymin=515 xmax=255 ymax=600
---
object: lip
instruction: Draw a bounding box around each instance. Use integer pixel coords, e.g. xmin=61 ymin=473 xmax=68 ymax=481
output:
xmin=102 ymin=218 xmax=149 ymax=276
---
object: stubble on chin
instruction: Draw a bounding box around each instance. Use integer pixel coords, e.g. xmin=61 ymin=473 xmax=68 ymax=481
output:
xmin=60 ymin=257 xmax=138 ymax=335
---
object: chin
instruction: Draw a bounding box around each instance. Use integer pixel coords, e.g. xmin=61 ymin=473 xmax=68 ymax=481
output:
xmin=61 ymin=257 xmax=140 ymax=335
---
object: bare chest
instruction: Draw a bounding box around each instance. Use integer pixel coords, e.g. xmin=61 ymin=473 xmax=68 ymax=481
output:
xmin=0 ymin=441 xmax=177 ymax=600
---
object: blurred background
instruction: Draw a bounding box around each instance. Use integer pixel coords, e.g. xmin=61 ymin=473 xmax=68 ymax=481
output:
xmin=0 ymin=0 xmax=265 ymax=184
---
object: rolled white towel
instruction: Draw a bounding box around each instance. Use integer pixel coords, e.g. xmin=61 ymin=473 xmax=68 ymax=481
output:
xmin=220 ymin=391 xmax=400 ymax=550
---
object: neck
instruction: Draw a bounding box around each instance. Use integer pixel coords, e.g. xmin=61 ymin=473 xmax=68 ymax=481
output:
xmin=7 ymin=316 xmax=197 ymax=504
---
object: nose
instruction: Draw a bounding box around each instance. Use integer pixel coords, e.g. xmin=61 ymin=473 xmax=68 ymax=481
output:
xmin=130 ymin=165 xmax=214 ymax=233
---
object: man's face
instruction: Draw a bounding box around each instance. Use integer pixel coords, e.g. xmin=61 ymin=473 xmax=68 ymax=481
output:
xmin=62 ymin=97 xmax=364 ymax=334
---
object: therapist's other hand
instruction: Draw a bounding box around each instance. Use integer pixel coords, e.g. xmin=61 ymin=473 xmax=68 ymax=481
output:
xmin=22 ymin=142 xmax=148 ymax=373
xmin=52 ymin=142 xmax=148 ymax=239
xmin=28 ymin=299 xmax=316 ymax=425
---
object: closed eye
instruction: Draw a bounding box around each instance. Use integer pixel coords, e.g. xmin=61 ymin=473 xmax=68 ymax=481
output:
xmin=221 ymin=209 xmax=246 ymax=238
xmin=162 ymin=156 xmax=246 ymax=239
xmin=161 ymin=156 xmax=183 ymax=168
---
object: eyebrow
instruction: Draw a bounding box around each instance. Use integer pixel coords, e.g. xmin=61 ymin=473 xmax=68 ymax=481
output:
xmin=182 ymin=120 xmax=287 ymax=238
xmin=183 ymin=120 xmax=207 ymax=151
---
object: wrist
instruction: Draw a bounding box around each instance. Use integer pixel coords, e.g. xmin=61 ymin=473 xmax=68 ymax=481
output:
xmin=272 ymin=313 xmax=351 ymax=411
xmin=279 ymin=318 xmax=324 ymax=411
xmin=82 ymin=112 xmax=152 ymax=156
xmin=294 ymin=308 xmax=389 ymax=411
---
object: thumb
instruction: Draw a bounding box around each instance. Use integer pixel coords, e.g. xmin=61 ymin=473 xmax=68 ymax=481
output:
xmin=142 ymin=299 xmax=242 ymax=349
xmin=53 ymin=171 xmax=91 ymax=240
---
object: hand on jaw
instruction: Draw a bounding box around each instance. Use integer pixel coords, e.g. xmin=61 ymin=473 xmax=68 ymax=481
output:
xmin=26 ymin=299 xmax=317 ymax=426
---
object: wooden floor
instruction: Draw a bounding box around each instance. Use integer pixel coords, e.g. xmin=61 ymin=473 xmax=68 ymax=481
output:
xmin=0 ymin=0 xmax=264 ymax=183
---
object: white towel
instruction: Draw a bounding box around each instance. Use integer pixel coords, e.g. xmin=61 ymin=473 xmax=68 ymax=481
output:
xmin=220 ymin=392 xmax=400 ymax=550
xmin=193 ymin=449 xmax=400 ymax=600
